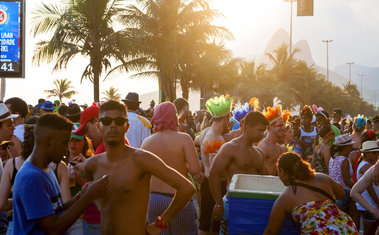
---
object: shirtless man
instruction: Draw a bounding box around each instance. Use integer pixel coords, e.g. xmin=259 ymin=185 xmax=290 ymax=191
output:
xmin=85 ymin=100 xmax=195 ymax=235
xmin=199 ymin=111 xmax=231 ymax=234
xmin=209 ymin=111 xmax=269 ymax=233
xmin=259 ymin=108 xmax=287 ymax=176
xmin=141 ymin=102 xmax=200 ymax=234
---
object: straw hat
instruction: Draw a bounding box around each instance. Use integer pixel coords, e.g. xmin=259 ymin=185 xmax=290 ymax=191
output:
xmin=0 ymin=104 xmax=19 ymax=123
xmin=334 ymin=134 xmax=354 ymax=146
xmin=361 ymin=141 xmax=379 ymax=153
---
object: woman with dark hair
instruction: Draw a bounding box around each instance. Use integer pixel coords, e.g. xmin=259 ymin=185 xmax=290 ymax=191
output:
xmin=66 ymin=123 xmax=94 ymax=235
xmin=311 ymin=125 xmax=334 ymax=174
xmin=264 ymin=152 xmax=358 ymax=234
xmin=0 ymin=116 xmax=38 ymax=235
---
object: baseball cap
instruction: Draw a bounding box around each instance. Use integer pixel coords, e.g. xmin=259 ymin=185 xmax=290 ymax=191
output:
xmin=74 ymin=103 xmax=99 ymax=136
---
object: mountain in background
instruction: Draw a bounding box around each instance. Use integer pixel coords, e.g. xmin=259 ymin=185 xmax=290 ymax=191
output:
xmin=258 ymin=28 xmax=377 ymax=105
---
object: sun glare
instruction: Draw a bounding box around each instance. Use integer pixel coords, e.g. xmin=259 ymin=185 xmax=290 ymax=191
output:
xmin=211 ymin=0 xmax=280 ymax=28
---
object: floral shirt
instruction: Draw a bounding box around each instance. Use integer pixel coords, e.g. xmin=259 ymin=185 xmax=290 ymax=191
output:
xmin=291 ymin=200 xmax=358 ymax=234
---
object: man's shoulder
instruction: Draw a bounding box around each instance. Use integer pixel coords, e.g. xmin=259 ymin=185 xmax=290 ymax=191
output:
xmin=14 ymin=163 xmax=44 ymax=188
xmin=202 ymin=130 xmax=223 ymax=144
xmin=130 ymin=148 xmax=157 ymax=165
xmin=258 ymin=138 xmax=268 ymax=148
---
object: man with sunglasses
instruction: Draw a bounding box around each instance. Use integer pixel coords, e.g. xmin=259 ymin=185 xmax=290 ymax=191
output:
xmin=84 ymin=100 xmax=196 ymax=235
xmin=74 ymin=103 xmax=131 ymax=234
xmin=259 ymin=106 xmax=287 ymax=176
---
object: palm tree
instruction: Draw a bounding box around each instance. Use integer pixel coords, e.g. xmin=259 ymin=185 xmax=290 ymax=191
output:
xmin=44 ymin=78 xmax=77 ymax=102
xmin=31 ymin=0 xmax=135 ymax=102
xmin=102 ymin=86 xmax=121 ymax=101
xmin=115 ymin=0 xmax=233 ymax=102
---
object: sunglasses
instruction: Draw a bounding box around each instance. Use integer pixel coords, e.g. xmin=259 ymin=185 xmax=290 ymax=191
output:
xmin=99 ymin=117 xmax=128 ymax=126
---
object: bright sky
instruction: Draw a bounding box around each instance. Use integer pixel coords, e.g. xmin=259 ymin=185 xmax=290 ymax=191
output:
xmin=3 ymin=0 xmax=379 ymax=108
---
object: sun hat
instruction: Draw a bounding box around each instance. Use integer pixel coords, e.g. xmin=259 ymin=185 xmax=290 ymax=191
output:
xmin=0 ymin=103 xmax=19 ymax=123
xmin=361 ymin=141 xmax=379 ymax=153
xmin=66 ymin=104 xmax=82 ymax=117
xmin=74 ymin=103 xmax=99 ymax=136
xmin=41 ymin=101 xmax=55 ymax=111
xmin=334 ymin=134 xmax=354 ymax=146
xmin=71 ymin=123 xmax=85 ymax=140
xmin=54 ymin=100 xmax=61 ymax=106
xmin=122 ymin=92 xmax=141 ymax=104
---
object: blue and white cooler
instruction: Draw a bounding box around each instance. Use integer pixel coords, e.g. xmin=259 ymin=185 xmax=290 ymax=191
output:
xmin=228 ymin=174 xmax=298 ymax=235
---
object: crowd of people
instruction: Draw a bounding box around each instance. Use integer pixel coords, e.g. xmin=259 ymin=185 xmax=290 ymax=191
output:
xmin=0 ymin=92 xmax=377 ymax=234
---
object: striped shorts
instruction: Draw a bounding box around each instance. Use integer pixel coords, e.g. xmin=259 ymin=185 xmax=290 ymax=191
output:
xmin=147 ymin=192 xmax=197 ymax=235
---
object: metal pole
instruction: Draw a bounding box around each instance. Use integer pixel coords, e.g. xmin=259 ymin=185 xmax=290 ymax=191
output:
xmin=0 ymin=78 xmax=5 ymax=101
xmin=359 ymin=73 xmax=364 ymax=97
xmin=322 ymin=40 xmax=333 ymax=81
xmin=289 ymin=0 xmax=293 ymax=54
xmin=375 ymin=89 xmax=377 ymax=108
xmin=346 ymin=62 xmax=354 ymax=83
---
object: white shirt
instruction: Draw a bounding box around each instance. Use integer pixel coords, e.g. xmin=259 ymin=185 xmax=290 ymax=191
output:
xmin=13 ymin=124 xmax=24 ymax=142
xmin=126 ymin=112 xmax=151 ymax=148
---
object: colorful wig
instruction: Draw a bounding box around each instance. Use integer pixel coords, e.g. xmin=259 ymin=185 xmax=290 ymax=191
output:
xmin=263 ymin=105 xmax=283 ymax=124
xmin=205 ymin=95 xmax=234 ymax=118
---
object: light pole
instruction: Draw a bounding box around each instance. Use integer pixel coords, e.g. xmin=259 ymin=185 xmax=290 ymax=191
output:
xmin=374 ymin=89 xmax=377 ymax=108
xmin=358 ymin=73 xmax=365 ymax=97
xmin=322 ymin=40 xmax=333 ymax=82
xmin=284 ymin=0 xmax=297 ymax=54
xmin=346 ymin=62 xmax=354 ymax=83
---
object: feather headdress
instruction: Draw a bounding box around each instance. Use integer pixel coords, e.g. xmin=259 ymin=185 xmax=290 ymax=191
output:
xmin=205 ymin=95 xmax=234 ymax=118
xmin=249 ymin=97 xmax=260 ymax=111
xmin=263 ymin=105 xmax=283 ymax=124
xmin=354 ymin=114 xmax=367 ymax=131
xmin=282 ymin=110 xmax=292 ymax=125
xmin=233 ymin=103 xmax=250 ymax=122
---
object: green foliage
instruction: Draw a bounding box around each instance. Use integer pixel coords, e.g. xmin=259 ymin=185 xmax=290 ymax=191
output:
xmin=102 ymin=86 xmax=121 ymax=101
xmin=32 ymin=0 xmax=134 ymax=102
xmin=233 ymin=44 xmax=377 ymax=116
xmin=44 ymin=78 xmax=77 ymax=102
xmin=116 ymin=0 xmax=233 ymax=102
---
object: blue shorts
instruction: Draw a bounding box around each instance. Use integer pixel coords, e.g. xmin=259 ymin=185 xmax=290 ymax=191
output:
xmin=148 ymin=192 xmax=197 ymax=235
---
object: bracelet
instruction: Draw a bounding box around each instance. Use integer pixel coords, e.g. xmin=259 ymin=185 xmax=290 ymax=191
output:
xmin=155 ymin=216 xmax=168 ymax=230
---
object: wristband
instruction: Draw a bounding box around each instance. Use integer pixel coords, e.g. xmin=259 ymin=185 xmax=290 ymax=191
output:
xmin=155 ymin=216 xmax=168 ymax=230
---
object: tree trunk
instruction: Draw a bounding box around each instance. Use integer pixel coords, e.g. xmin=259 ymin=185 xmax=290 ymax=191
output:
xmin=93 ymin=71 xmax=100 ymax=102
xmin=181 ymin=79 xmax=189 ymax=101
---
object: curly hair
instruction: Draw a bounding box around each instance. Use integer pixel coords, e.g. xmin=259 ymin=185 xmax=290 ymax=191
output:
xmin=278 ymin=152 xmax=315 ymax=182
xmin=300 ymin=105 xmax=313 ymax=119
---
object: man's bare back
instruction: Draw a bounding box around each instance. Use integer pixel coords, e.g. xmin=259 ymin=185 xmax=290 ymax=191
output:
xmin=141 ymin=129 xmax=200 ymax=194
xmin=258 ymin=137 xmax=287 ymax=176
xmin=201 ymin=129 xmax=225 ymax=178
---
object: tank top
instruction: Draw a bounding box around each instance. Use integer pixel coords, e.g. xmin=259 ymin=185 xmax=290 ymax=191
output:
xmin=300 ymin=127 xmax=317 ymax=157
xmin=328 ymin=156 xmax=352 ymax=190
xmin=356 ymin=160 xmax=379 ymax=211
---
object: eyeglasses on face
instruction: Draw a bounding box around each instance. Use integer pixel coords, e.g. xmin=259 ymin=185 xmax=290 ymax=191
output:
xmin=99 ymin=116 xmax=128 ymax=126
